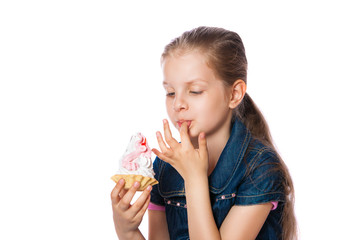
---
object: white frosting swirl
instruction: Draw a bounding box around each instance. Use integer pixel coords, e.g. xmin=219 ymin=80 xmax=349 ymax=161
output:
xmin=115 ymin=133 xmax=155 ymax=178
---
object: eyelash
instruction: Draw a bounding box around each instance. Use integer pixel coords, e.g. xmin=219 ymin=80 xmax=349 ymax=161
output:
xmin=166 ymin=91 xmax=203 ymax=97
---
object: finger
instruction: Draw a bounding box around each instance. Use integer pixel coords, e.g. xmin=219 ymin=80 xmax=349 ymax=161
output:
xmin=163 ymin=119 xmax=178 ymax=147
xmin=155 ymin=131 xmax=172 ymax=155
xmin=156 ymin=131 xmax=168 ymax=152
xmin=135 ymin=194 xmax=151 ymax=220
xmin=131 ymin=185 xmax=152 ymax=215
xmin=179 ymin=121 xmax=192 ymax=147
xmin=111 ymin=178 xmax=125 ymax=204
xmin=152 ymin=148 xmax=171 ymax=164
xmin=118 ymin=181 xmax=140 ymax=210
xmin=119 ymin=187 xmax=128 ymax=199
xmin=198 ymin=132 xmax=208 ymax=158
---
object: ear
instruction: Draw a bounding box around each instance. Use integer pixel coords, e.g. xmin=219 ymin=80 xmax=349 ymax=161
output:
xmin=229 ymin=79 xmax=246 ymax=109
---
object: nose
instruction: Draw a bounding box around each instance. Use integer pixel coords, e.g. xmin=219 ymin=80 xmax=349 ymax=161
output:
xmin=173 ymin=95 xmax=188 ymax=112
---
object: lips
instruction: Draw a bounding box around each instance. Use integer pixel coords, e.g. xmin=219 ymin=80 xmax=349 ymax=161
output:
xmin=177 ymin=120 xmax=192 ymax=128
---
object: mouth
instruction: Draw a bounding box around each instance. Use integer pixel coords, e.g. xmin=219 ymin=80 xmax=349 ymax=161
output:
xmin=176 ymin=120 xmax=192 ymax=128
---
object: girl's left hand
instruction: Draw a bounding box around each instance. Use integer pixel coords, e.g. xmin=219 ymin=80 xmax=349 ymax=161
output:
xmin=111 ymin=179 xmax=150 ymax=240
xmin=152 ymin=119 xmax=209 ymax=181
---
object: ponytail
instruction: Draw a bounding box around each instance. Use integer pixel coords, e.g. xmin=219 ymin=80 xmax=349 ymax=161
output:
xmin=234 ymin=93 xmax=273 ymax=146
xmin=235 ymin=93 xmax=298 ymax=240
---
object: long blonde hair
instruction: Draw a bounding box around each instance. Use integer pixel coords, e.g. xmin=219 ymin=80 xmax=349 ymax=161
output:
xmin=161 ymin=26 xmax=297 ymax=240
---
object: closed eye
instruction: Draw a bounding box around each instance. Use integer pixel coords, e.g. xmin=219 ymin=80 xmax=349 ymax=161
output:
xmin=190 ymin=91 xmax=203 ymax=95
xmin=166 ymin=92 xmax=175 ymax=97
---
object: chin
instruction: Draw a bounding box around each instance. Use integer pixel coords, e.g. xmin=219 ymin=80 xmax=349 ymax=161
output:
xmin=188 ymin=129 xmax=200 ymax=139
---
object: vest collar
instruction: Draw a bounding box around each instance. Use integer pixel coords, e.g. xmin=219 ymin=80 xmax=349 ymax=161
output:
xmin=208 ymin=119 xmax=251 ymax=194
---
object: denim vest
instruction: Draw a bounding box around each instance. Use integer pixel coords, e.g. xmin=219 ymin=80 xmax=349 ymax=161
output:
xmin=150 ymin=120 xmax=285 ymax=240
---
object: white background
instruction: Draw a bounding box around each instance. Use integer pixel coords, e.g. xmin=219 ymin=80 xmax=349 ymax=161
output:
xmin=1 ymin=0 xmax=359 ymax=239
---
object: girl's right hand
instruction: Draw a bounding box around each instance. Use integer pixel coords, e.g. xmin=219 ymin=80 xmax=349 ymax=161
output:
xmin=111 ymin=179 xmax=152 ymax=240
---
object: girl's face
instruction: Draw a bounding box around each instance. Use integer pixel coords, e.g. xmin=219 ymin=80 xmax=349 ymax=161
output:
xmin=162 ymin=52 xmax=233 ymax=141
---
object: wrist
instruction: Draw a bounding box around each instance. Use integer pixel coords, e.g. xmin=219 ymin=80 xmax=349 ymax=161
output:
xmin=185 ymin=171 xmax=208 ymax=182
xmin=184 ymin=174 xmax=209 ymax=192
xmin=116 ymin=228 xmax=144 ymax=240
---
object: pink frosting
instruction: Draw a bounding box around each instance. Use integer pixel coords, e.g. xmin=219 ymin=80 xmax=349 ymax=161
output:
xmin=122 ymin=133 xmax=152 ymax=171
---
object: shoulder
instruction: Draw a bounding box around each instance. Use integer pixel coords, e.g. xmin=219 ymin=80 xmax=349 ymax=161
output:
xmin=151 ymin=157 xmax=185 ymax=206
xmin=243 ymin=138 xmax=281 ymax=174
xmin=153 ymin=156 xmax=166 ymax=175
xmin=153 ymin=156 xmax=186 ymax=198
xmin=235 ymin=138 xmax=286 ymax=204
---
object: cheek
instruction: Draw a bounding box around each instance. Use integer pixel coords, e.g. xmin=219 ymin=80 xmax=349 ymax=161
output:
xmin=165 ymin=99 xmax=176 ymax=119
xmin=165 ymin=98 xmax=172 ymax=109
xmin=202 ymin=100 xmax=230 ymax=124
xmin=197 ymin=95 xmax=227 ymax=113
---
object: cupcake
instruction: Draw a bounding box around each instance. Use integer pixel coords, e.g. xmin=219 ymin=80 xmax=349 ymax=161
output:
xmin=111 ymin=132 xmax=158 ymax=191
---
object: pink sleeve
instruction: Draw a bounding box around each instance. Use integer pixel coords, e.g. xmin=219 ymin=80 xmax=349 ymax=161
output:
xmin=148 ymin=202 xmax=165 ymax=211
xmin=271 ymin=201 xmax=278 ymax=210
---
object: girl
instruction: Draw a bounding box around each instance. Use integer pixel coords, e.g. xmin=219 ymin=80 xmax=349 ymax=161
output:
xmin=111 ymin=26 xmax=297 ymax=240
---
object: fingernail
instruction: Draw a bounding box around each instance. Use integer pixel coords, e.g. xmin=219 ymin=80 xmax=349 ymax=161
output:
xmin=147 ymin=185 xmax=152 ymax=191
xmin=163 ymin=119 xmax=167 ymax=124
xmin=119 ymin=178 xmax=125 ymax=184
xmin=134 ymin=181 xmax=140 ymax=188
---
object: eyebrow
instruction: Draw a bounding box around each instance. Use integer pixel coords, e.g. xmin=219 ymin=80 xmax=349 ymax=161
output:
xmin=163 ymin=78 xmax=208 ymax=86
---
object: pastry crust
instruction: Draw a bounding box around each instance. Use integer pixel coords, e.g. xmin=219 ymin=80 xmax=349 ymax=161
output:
xmin=111 ymin=174 xmax=159 ymax=191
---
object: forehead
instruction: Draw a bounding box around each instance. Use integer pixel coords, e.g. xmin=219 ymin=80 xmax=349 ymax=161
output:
xmin=162 ymin=52 xmax=218 ymax=85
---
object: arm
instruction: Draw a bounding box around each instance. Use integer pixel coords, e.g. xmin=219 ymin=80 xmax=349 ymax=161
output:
xmin=185 ymin=175 xmax=220 ymax=239
xmin=152 ymin=120 xmax=217 ymax=239
xmin=185 ymin=175 xmax=272 ymax=240
xmin=220 ymin=203 xmax=272 ymax=240
xmin=148 ymin=209 xmax=170 ymax=240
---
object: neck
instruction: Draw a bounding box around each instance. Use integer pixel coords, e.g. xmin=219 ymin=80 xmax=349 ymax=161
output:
xmin=206 ymin=131 xmax=230 ymax=175
xmin=192 ymin=115 xmax=232 ymax=176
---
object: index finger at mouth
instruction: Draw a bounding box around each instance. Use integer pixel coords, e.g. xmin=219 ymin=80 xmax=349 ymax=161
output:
xmin=179 ymin=122 xmax=191 ymax=146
